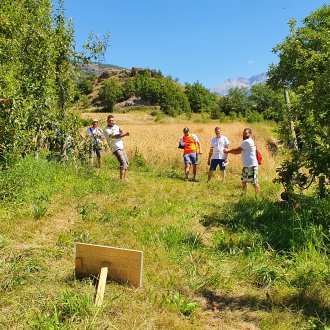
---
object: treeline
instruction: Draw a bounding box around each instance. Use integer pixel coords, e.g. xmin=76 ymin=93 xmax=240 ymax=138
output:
xmin=76 ymin=70 xmax=285 ymax=122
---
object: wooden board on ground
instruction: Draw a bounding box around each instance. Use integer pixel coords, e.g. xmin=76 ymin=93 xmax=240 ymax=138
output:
xmin=75 ymin=242 xmax=143 ymax=288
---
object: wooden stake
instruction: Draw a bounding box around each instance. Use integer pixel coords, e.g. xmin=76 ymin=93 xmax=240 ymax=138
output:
xmin=94 ymin=266 xmax=108 ymax=307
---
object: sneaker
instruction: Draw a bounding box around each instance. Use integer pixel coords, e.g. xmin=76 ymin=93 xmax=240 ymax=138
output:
xmin=184 ymin=178 xmax=189 ymax=182
xmin=192 ymin=178 xmax=199 ymax=182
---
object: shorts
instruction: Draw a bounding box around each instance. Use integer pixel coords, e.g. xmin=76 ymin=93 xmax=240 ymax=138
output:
xmin=210 ymin=159 xmax=226 ymax=171
xmin=114 ymin=149 xmax=129 ymax=170
xmin=241 ymin=166 xmax=258 ymax=184
xmin=89 ymin=146 xmax=102 ymax=159
xmin=183 ymin=153 xmax=198 ymax=165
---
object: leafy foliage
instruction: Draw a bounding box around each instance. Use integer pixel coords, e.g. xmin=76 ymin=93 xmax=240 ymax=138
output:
xmin=185 ymin=82 xmax=218 ymax=113
xmin=0 ymin=0 xmax=78 ymax=166
xmin=99 ymin=78 xmax=124 ymax=111
xmin=122 ymin=72 xmax=191 ymax=116
xmin=249 ymin=83 xmax=285 ymax=121
xmin=268 ymin=5 xmax=330 ymax=195
xmin=76 ymin=74 xmax=96 ymax=95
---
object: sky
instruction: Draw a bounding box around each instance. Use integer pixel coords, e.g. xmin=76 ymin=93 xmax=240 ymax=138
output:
xmin=59 ymin=0 xmax=327 ymax=89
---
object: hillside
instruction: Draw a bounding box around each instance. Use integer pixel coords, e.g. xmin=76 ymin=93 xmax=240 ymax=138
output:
xmin=77 ymin=67 xmax=172 ymax=109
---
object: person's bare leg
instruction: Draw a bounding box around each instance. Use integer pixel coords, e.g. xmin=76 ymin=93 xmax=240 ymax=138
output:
xmin=222 ymin=170 xmax=226 ymax=182
xmin=254 ymin=183 xmax=260 ymax=195
xmin=184 ymin=164 xmax=190 ymax=181
xmin=192 ymin=164 xmax=197 ymax=180
xmin=242 ymin=182 xmax=248 ymax=192
xmin=98 ymin=157 xmax=102 ymax=169
xmin=207 ymin=170 xmax=213 ymax=182
xmin=123 ymin=169 xmax=127 ymax=181
xmin=120 ymin=169 xmax=125 ymax=181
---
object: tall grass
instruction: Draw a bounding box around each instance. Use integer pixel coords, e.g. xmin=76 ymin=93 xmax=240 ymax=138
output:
xmin=0 ymin=117 xmax=329 ymax=329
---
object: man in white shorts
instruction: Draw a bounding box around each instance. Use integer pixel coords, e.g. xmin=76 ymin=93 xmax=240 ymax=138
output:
xmin=104 ymin=115 xmax=130 ymax=181
xmin=224 ymin=128 xmax=260 ymax=195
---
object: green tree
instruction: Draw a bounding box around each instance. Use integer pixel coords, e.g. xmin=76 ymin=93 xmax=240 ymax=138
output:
xmin=158 ymin=78 xmax=190 ymax=116
xmin=99 ymin=79 xmax=124 ymax=111
xmin=77 ymin=76 xmax=94 ymax=95
xmin=219 ymin=88 xmax=251 ymax=116
xmin=122 ymin=77 xmax=136 ymax=99
xmin=0 ymin=0 xmax=76 ymax=164
xmin=249 ymin=83 xmax=285 ymax=121
xmin=0 ymin=0 xmax=108 ymax=165
xmin=268 ymin=5 xmax=330 ymax=195
xmin=185 ymin=82 xmax=218 ymax=113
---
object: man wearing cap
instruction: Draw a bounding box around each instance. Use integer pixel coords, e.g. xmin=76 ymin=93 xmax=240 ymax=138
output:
xmin=86 ymin=118 xmax=105 ymax=169
xmin=179 ymin=127 xmax=202 ymax=182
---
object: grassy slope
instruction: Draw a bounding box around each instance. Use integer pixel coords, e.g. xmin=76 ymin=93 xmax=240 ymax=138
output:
xmin=0 ymin=114 xmax=329 ymax=330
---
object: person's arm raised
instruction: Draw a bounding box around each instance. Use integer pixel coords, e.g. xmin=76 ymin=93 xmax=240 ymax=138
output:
xmin=224 ymin=146 xmax=243 ymax=155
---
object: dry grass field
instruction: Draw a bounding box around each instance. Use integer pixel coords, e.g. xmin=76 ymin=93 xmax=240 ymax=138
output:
xmin=81 ymin=111 xmax=278 ymax=179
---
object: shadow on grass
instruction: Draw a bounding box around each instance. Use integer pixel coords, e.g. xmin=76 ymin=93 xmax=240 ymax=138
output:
xmin=200 ymin=289 xmax=330 ymax=326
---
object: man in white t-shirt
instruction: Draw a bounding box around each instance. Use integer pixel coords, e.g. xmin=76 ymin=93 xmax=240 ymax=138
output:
xmin=86 ymin=118 xmax=105 ymax=169
xmin=224 ymin=128 xmax=260 ymax=195
xmin=104 ymin=115 xmax=130 ymax=181
xmin=207 ymin=127 xmax=230 ymax=183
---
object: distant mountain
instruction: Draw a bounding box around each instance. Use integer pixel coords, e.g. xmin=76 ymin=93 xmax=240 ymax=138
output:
xmin=211 ymin=72 xmax=268 ymax=95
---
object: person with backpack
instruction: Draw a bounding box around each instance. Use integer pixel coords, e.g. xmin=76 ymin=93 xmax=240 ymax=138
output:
xmin=224 ymin=128 xmax=260 ymax=195
xmin=86 ymin=118 xmax=105 ymax=169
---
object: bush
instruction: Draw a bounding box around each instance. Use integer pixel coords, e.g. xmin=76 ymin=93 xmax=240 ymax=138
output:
xmin=79 ymin=94 xmax=91 ymax=108
xmin=245 ymin=110 xmax=264 ymax=123
xmin=185 ymin=82 xmax=218 ymax=113
xmin=77 ymin=77 xmax=93 ymax=95
xmin=99 ymin=79 xmax=124 ymax=111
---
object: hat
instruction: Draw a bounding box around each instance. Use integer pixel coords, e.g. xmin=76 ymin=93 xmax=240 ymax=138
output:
xmin=92 ymin=118 xmax=98 ymax=123
xmin=183 ymin=127 xmax=189 ymax=132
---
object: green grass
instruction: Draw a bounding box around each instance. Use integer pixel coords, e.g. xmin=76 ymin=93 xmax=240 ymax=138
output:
xmin=0 ymin=154 xmax=329 ymax=329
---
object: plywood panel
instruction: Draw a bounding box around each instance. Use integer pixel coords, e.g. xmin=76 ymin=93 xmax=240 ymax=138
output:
xmin=75 ymin=242 xmax=143 ymax=288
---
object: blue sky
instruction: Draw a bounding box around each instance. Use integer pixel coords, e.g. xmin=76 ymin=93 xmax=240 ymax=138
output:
xmin=60 ymin=0 xmax=327 ymax=89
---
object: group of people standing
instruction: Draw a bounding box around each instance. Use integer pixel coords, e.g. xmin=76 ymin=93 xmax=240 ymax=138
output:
xmin=86 ymin=115 xmax=129 ymax=181
xmin=179 ymin=127 xmax=260 ymax=194
xmin=86 ymin=117 xmax=260 ymax=194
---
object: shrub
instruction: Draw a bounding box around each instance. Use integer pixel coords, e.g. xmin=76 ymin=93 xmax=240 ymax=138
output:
xmin=245 ymin=110 xmax=264 ymax=123
xmin=99 ymin=79 xmax=124 ymax=111
xmin=77 ymin=77 xmax=93 ymax=95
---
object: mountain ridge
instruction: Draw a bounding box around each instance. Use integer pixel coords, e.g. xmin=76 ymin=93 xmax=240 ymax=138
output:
xmin=211 ymin=72 xmax=268 ymax=95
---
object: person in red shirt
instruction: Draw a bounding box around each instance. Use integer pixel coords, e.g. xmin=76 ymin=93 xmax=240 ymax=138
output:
xmin=179 ymin=127 xmax=202 ymax=182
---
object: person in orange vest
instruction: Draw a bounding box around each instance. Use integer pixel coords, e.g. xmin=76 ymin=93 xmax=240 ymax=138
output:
xmin=179 ymin=127 xmax=202 ymax=182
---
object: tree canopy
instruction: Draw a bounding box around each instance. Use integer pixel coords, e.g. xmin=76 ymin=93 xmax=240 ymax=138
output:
xmin=268 ymin=5 xmax=330 ymax=195
xmin=0 ymin=0 xmax=77 ymax=165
